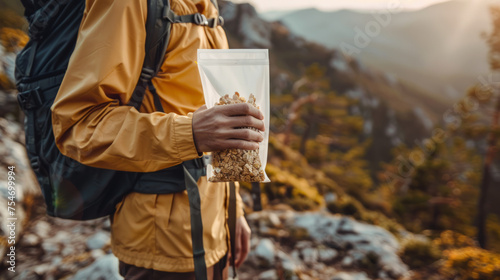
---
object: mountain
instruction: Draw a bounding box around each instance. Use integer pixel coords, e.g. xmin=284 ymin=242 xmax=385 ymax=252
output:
xmin=269 ymin=0 xmax=494 ymax=100
xmin=219 ymin=1 xmax=450 ymax=168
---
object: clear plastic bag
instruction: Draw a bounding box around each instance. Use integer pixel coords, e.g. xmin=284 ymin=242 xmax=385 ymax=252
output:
xmin=197 ymin=49 xmax=270 ymax=182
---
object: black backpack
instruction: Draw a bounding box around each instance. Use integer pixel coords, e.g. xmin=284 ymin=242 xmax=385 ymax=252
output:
xmin=16 ymin=1 xmax=224 ymax=279
xmin=16 ymin=0 xmax=224 ymax=220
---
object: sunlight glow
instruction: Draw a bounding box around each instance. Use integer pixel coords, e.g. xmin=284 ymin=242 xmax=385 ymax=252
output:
xmin=232 ymin=0 xmax=453 ymax=12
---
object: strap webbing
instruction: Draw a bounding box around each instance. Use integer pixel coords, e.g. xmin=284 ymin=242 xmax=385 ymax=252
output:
xmin=148 ymin=80 xmax=165 ymax=112
xmin=228 ymin=182 xmax=238 ymax=279
xmin=210 ymin=0 xmax=219 ymax=13
xmin=183 ymin=164 xmax=207 ymax=280
xmin=26 ymin=41 xmax=38 ymax=77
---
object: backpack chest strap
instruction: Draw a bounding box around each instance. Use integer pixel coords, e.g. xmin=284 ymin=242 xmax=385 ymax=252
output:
xmin=163 ymin=8 xmax=224 ymax=28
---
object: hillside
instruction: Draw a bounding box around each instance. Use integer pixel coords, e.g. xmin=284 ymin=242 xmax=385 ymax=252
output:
xmin=219 ymin=1 xmax=449 ymax=168
xmin=270 ymin=0 xmax=493 ymax=100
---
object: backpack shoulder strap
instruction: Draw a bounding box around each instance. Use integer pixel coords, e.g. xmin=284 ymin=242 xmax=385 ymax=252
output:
xmin=128 ymin=0 xmax=171 ymax=112
xmin=128 ymin=0 xmax=224 ymax=112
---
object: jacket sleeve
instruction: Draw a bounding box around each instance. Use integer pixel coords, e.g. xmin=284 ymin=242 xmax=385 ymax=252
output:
xmin=51 ymin=0 xmax=200 ymax=172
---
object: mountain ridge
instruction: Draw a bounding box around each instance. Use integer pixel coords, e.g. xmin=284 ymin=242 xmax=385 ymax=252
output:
xmin=268 ymin=0 xmax=493 ymax=99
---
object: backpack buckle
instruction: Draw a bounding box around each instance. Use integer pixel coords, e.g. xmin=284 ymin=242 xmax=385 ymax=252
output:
xmin=140 ymin=68 xmax=155 ymax=82
xmin=17 ymin=87 xmax=43 ymax=111
xmin=218 ymin=16 xmax=224 ymax=27
xmin=194 ymin=13 xmax=209 ymax=26
xmin=30 ymin=156 xmax=41 ymax=173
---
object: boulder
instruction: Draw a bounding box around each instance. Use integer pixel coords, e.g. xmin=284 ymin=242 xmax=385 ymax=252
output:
xmin=86 ymin=231 xmax=110 ymax=250
xmin=331 ymin=272 xmax=371 ymax=280
xmin=71 ymin=254 xmax=122 ymax=280
xmin=254 ymin=238 xmax=275 ymax=267
xmin=258 ymin=269 xmax=278 ymax=280
xmin=288 ymin=213 xmax=410 ymax=278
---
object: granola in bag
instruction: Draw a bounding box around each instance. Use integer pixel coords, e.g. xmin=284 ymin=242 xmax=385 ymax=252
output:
xmin=209 ymin=92 xmax=266 ymax=182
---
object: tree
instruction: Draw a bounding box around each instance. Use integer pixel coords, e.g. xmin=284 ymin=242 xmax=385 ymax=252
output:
xmin=477 ymin=5 xmax=500 ymax=249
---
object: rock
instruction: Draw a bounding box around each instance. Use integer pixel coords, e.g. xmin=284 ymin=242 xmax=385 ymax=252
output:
xmin=251 ymin=236 xmax=260 ymax=248
xmin=331 ymin=272 xmax=370 ymax=280
xmin=34 ymin=221 xmax=51 ymax=239
xmin=301 ymin=247 xmax=318 ymax=264
xmin=378 ymin=271 xmax=389 ymax=280
xmin=91 ymin=249 xmax=105 ymax=260
xmin=61 ymin=246 xmax=75 ymax=257
xmin=291 ymin=249 xmax=301 ymax=263
xmin=318 ymin=247 xmax=339 ymax=263
xmin=33 ymin=263 xmax=54 ymax=276
xmin=337 ymin=218 xmax=356 ymax=235
xmin=86 ymin=231 xmax=110 ymax=250
xmin=312 ymin=262 xmax=326 ymax=272
xmin=22 ymin=233 xmax=41 ymax=247
xmin=324 ymin=193 xmax=337 ymax=204
xmin=219 ymin=2 xmax=272 ymax=49
xmin=254 ymin=238 xmax=275 ymax=267
xmin=260 ymin=224 xmax=271 ymax=235
xmin=268 ymin=213 xmax=281 ymax=227
xmin=277 ymin=250 xmax=298 ymax=277
xmin=342 ymin=256 xmax=354 ymax=267
xmin=289 ymin=213 xmax=410 ymax=278
xmin=52 ymin=256 xmax=63 ymax=266
xmin=295 ymin=240 xmax=313 ymax=250
xmin=71 ymin=254 xmax=122 ymax=280
xmin=102 ymin=218 xmax=111 ymax=230
xmin=258 ymin=269 xmax=278 ymax=280
xmin=53 ymin=231 xmax=72 ymax=245
xmin=42 ymin=240 xmax=61 ymax=254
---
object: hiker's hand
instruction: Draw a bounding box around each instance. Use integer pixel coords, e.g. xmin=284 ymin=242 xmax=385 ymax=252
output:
xmin=235 ymin=216 xmax=251 ymax=268
xmin=192 ymin=104 xmax=265 ymax=153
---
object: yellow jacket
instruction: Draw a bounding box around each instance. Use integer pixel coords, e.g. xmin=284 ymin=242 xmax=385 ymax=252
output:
xmin=51 ymin=0 xmax=243 ymax=272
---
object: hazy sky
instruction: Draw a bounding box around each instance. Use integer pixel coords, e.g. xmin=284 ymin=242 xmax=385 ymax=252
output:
xmin=231 ymin=0 xmax=452 ymax=12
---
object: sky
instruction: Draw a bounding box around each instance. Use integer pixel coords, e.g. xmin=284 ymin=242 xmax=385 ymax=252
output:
xmin=230 ymin=0 xmax=452 ymax=13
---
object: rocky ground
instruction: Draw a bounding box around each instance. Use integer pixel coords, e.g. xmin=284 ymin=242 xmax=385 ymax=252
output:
xmin=0 ymin=200 xmax=412 ymax=280
xmin=0 ymin=43 xmax=413 ymax=279
xmin=236 ymin=206 xmax=411 ymax=280
xmin=0 ymin=125 xmax=413 ymax=280
xmin=0 ymin=103 xmax=414 ymax=279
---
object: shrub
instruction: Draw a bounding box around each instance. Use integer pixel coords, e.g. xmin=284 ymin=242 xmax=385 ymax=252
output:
xmin=433 ymin=230 xmax=476 ymax=251
xmin=440 ymin=247 xmax=500 ymax=280
xmin=0 ymin=27 xmax=28 ymax=52
xmin=400 ymin=236 xmax=441 ymax=269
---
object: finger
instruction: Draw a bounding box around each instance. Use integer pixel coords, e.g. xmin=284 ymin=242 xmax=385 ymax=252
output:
xmin=235 ymin=229 xmax=250 ymax=268
xmin=226 ymin=116 xmax=265 ymax=132
xmin=221 ymin=128 xmax=264 ymax=143
xmin=220 ymin=103 xmax=264 ymax=120
xmin=234 ymin=218 xmax=242 ymax=267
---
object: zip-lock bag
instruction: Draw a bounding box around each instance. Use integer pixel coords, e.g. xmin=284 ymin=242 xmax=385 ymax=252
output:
xmin=197 ymin=49 xmax=271 ymax=183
